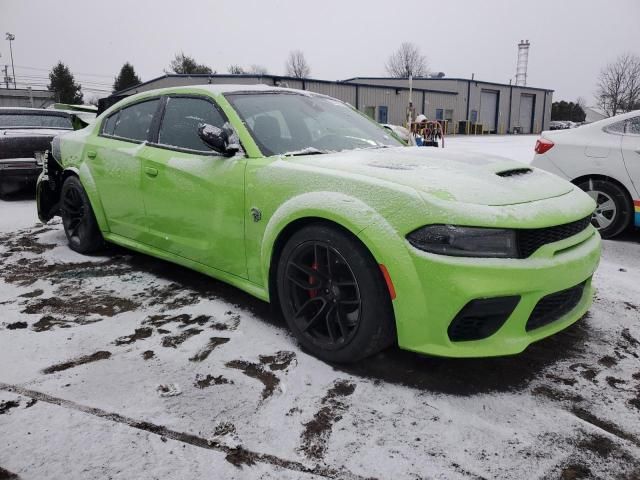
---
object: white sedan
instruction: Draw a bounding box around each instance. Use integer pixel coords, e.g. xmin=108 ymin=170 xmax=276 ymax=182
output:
xmin=532 ymin=110 xmax=640 ymax=238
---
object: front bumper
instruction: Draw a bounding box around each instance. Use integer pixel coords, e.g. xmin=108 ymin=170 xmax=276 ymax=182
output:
xmin=395 ymin=225 xmax=601 ymax=357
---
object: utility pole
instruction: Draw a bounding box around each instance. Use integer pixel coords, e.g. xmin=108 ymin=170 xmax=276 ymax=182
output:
xmin=6 ymin=33 xmax=16 ymax=89
xmin=3 ymin=65 xmax=10 ymax=89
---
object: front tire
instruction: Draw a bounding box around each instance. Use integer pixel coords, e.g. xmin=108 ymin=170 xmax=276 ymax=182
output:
xmin=577 ymin=179 xmax=632 ymax=239
xmin=60 ymin=176 xmax=104 ymax=254
xmin=276 ymin=224 xmax=396 ymax=363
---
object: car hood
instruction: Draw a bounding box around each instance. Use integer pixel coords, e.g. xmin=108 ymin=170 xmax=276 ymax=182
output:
xmin=285 ymin=147 xmax=574 ymax=206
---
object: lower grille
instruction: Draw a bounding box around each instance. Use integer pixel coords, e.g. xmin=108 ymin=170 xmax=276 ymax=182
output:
xmin=448 ymin=296 xmax=520 ymax=341
xmin=526 ymin=281 xmax=587 ymax=331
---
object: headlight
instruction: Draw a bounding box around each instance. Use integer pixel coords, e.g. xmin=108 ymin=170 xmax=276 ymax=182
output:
xmin=407 ymin=225 xmax=518 ymax=258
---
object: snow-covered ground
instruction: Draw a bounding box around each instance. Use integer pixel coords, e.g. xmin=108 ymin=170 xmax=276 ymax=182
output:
xmin=1 ymin=136 xmax=639 ymax=479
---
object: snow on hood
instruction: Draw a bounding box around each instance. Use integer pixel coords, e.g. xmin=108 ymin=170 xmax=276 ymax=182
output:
xmin=281 ymin=147 xmax=574 ymax=206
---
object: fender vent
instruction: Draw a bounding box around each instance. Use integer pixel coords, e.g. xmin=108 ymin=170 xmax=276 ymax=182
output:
xmin=496 ymin=168 xmax=532 ymax=177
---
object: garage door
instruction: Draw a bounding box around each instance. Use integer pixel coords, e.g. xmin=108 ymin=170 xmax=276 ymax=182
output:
xmin=519 ymin=94 xmax=534 ymax=133
xmin=480 ymin=90 xmax=499 ymax=133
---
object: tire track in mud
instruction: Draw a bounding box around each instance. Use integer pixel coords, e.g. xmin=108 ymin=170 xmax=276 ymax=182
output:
xmin=42 ymin=351 xmax=112 ymax=374
xmin=300 ymin=379 xmax=356 ymax=460
xmin=0 ymin=383 xmax=372 ymax=480
xmin=226 ymin=351 xmax=297 ymax=401
xmin=189 ymin=337 xmax=230 ymax=362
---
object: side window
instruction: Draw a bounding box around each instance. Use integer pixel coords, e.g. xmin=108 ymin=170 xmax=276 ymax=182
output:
xmin=627 ymin=116 xmax=640 ymax=135
xmin=112 ymin=99 xmax=159 ymax=142
xmin=102 ymin=112 xmax=119 ymax=136
xmin=605 ymin=120 xmax=626 ymax=134
xmin=158 ymin=97 xmax=226 ymax=152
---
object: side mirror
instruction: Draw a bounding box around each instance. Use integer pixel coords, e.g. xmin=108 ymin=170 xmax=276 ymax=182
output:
xmin=197 ymin=123 xmax=239 ymax=156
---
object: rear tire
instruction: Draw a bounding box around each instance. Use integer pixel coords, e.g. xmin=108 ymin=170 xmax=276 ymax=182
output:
xmin=276 ymin=224 xmax=396 ymax=363
xmin=577 ymin=179 xmax=632 ymax=239
xmin=60 ymin=176 xmax=104 ymax=254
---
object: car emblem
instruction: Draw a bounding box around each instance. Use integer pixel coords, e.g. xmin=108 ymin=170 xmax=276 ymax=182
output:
xmin=250 ymin=207 xmax=262 ymax=222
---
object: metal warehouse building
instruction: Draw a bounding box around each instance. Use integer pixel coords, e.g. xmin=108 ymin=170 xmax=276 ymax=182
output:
xmin=108 ymin=73 xmax=553 ymax=134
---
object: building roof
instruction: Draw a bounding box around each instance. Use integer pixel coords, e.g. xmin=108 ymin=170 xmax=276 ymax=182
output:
xmin=342 ymin=76 xmax=554 ymax=92
xmin=112 ymin=73 xmax=460 ymax=97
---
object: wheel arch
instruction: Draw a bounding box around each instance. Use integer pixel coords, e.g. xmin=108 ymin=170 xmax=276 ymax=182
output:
xmin=571 ymin=173 xmax=634 ymax=204
xmin=67 ymin=165 xmax=110 ymax=232
xmin=572 ymin=173 xmax=635 ymax=232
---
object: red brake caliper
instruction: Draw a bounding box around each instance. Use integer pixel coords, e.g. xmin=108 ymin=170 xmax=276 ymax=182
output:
xmin=309 ymin=262 xmax=319 ymax=298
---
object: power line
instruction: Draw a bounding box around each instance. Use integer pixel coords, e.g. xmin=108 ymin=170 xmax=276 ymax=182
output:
xmin=14 ymin=64 xmax=113 ymax=79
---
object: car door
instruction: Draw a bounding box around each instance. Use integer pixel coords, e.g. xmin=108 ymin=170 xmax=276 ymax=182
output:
xmin=89 ymin=98 xmax=160 ymax=241
xmin=621 ymin=115 xmax=640 ymax=198
xmin=139 ymin=95 xmax=247 ymax=277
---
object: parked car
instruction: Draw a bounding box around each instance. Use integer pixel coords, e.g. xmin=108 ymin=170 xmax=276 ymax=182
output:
xmin=38 ymin=85 xmax=600 ymax=363
xmin=549 ymin=121 xmax=567 ymax=130
xmin=533 ymin=110 xmax=640 ymax=238
xmin=0 ymin=107 xmax=89 ymax=197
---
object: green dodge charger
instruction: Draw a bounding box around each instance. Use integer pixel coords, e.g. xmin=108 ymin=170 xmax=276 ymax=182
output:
xmin=37 ymin=85 xmax=601 ymax=363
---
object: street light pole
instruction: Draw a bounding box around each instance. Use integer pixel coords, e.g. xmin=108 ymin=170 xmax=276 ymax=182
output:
xmin=6 ymin=33 xmax=16 ymax=89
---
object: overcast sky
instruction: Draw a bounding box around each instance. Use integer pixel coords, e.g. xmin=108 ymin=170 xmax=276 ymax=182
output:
xmin=1 ymin=0 xmax=638 ymax=104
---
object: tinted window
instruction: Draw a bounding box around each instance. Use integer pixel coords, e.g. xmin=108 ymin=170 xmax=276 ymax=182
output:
xmin=606 ymin=120 xmax=626 ymax=134
xmin=0 ymin=113 xmax=72 ymax=129
xmin=112 ymin=99 xmax=159 ymax=142
xmin=158 ymin=97 xmax=226 ymax=152
xmin=628 ymin=116 xmax=640 ymax=135
xmin=102 ymin=112 xmax=119 ymax=136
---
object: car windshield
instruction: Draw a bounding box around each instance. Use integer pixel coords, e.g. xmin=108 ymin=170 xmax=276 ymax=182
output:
xmin=225 ymin=92 xmax=402 ymax=156
xmin=0 ymin=113 xmax=73 ymax=129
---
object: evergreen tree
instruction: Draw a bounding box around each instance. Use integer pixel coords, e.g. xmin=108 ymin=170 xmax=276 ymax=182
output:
xmin=551 ymin=101 xmax=586 ymax=122
xmin=167 ymin=52 xmax=212 ymax=74
xmin=47 ymin=61 xmax=83 ymax=104
xmin=113 ymin=62 xmax=141 ymax=93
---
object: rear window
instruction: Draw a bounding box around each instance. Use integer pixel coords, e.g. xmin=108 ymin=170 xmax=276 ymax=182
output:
xmin=0 ymin=113 xmax=73 ymax=129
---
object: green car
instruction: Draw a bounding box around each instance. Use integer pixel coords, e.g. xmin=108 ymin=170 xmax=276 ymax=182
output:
xmin=37 ymin=85 xmax=601 ymax=363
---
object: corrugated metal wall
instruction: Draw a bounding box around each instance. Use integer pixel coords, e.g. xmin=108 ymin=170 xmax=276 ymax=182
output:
xmin=114 ymin=74 xmax=551 ymax=133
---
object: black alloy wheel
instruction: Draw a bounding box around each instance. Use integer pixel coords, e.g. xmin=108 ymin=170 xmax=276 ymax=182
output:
xmin=283 ymin=241 xmax=362 ymax=349
xmin=277 ymin=224 xmax=396 ymax=363
xmin=60 ymin=176 xmax=104 ymax=253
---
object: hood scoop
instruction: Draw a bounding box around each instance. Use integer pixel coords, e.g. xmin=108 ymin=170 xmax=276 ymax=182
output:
xmin=496 ymin=167 xmax=533 ymax=177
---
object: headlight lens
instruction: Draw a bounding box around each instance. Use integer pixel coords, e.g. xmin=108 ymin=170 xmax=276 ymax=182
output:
xmin=407 ymin=225 xmax=518 ymax=258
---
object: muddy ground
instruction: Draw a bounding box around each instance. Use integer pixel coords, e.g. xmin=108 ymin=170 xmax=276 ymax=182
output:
xmin=0 ymin=207 xmax=639 ymax=479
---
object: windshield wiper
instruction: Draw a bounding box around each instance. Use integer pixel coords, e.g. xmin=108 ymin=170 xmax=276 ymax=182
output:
xmin=282 ymin=147 xmax=329 ymax=156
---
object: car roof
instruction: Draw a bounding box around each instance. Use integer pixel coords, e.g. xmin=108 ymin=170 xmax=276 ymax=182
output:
xmin=123 ymin=83 xmax=316 ymax=102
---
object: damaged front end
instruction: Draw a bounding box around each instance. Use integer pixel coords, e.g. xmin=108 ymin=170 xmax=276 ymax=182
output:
xmin=36 ymin=137 xmax=64 ymax=223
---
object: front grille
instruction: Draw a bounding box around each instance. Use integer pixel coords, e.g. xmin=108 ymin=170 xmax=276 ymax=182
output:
xmin=526 ymin=281 xmax=586 ymax=331
xmin=517 ymin=216 xmax=592 ymax=258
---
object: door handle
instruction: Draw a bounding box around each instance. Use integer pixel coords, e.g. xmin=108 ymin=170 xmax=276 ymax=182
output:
xmin=144 ymin=166 xmax=159 ymax=177
xmin=87 ymin=150 xmax=96 ymax=159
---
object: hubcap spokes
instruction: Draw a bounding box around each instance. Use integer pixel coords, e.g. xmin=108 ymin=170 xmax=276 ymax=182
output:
xmin=285 ymin=242 xmax=361 ymax=348
xmin=62 ymin=187 xmax=85 ymax=239
xmin=587 ymin=190 xmax=616 ymax=230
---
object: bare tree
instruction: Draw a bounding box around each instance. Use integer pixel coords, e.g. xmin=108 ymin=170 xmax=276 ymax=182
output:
xmin=228 ymin=64 xmax=245 ymax=75
xmin=249 ymin=64 xmax=269 ymax=75
xmin=285 ymin=50 xmax=310 ymax=78
xmin=385 ymin=42 xmax=429 ymax=78
xmin=596 ymin=53 xmax=640 ymax=116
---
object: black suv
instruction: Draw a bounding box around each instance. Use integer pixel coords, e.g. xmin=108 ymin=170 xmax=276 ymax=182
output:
xmin=0 ymin=108 xmax=76 ymax=197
